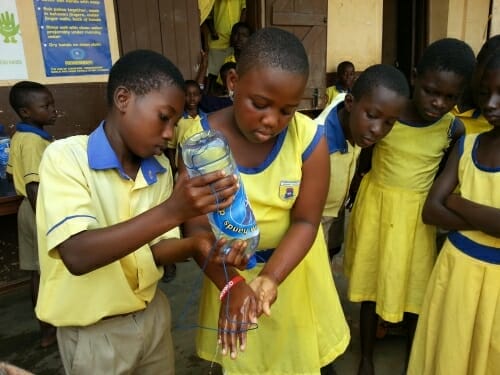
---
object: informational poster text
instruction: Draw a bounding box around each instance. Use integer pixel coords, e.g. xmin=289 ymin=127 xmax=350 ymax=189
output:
xmin=34 ymin=0 xmax=112 ymax=76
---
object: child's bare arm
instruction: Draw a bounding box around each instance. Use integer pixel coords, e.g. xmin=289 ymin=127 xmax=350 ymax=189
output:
xmin=422 ymin=142 xmax=473 ymax=230
xmin=446 ymin=195 xmax=500 ymax=237
xmin=58 ymin=171 xmax=238 ymax=275
xmin=25 ymin=182 xmax=38 ymax=212
xmin=257 ymin=134 xmax=329 ymax=290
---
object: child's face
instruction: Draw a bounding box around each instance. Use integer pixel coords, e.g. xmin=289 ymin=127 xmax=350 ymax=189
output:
xmin=185 ymin=84 xmax=201 ymax=111
xmin=22 ymin=90 xmax=57 ymax=127
xmin=230 ymin=66 xmax=307 ymax=143
xmin=231 ymin=26 xmax=251 ymax=51
xmin=119 ymin=83 xmax=185 ymax=158
xmin=478 ymin=67 xmax=500 ymax=127
xmin=339 ymin=66 xmax=355 ymax=89
xmin=346 ymin=86 xmax=406 ymax=148
xmin=412 ymin=70 xmax=464 ymax=122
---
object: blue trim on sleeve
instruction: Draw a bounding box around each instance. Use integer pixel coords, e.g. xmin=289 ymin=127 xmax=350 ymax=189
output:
xmin=323 ymin=102 xmax=348 ymax=154
xmin=449 ymin=117 xmax=460 ymax=138
xmin=46 ymin=214 xmax=97 ymax=235
xmin=457 ymin=135 xmax=465 ymax=158
xmin=302 ymin=125 xmax=323 ymax=162
xmin=88 ymin=122 xmax=166 ymax=184
xmin=448 ymin=231 xmax=500 ymax=264
xmin=16 ymin=123 xmax=52 ymax=141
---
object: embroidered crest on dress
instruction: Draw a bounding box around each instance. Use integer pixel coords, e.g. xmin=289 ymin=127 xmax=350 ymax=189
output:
xmin=279 ymin=180 xmax=300 ymax=200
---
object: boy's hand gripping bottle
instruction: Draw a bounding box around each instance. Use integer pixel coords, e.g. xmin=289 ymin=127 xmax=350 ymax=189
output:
xmin=182 ymin=130 xmax=260 ymax=265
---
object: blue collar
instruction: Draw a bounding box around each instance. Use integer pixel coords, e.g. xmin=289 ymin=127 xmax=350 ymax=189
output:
xmin=324 ymin=102 xmax=348 ymax=154
xmin=87 ymin=122 xmax=166 ymax=184
xmin=183 ymin=109 xmax=206 ymax=119
xmin=15 ymin=123 xmax=52 ymax=141
xmin=335 ymin=84 xmax=349 ymax=93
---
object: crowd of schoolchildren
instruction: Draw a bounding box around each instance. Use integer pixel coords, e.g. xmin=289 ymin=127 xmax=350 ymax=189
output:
xmin=2 ymin=2 xmax=499 ymax=374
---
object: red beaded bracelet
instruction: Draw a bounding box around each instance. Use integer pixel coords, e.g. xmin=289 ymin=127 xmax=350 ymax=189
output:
xmin=219 ymin=275 xmax=245 ymax=301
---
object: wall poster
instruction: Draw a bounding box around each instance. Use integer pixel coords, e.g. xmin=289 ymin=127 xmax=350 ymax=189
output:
xmin=34 ymin=0 xmax=112 ymax=76
xmin=0 ymin=0 xmax=28 ymax=80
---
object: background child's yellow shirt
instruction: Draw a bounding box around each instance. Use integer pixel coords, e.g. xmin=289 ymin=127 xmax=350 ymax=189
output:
xmin=7 ymin=129 xmax=51 ymax=197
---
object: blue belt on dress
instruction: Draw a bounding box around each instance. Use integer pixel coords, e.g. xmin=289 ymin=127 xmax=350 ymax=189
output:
xmin=246 ymin=249 xmax=275 ymax=269
xmin=448 ymin=231 xmax=500 ymax=264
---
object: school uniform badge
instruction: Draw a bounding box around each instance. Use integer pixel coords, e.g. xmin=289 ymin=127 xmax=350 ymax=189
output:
xmin=279 ymin=180 xmax=300 ymax=200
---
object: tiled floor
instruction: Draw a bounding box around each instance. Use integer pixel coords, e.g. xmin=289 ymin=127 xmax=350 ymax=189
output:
xmin=0 ymin=255 xmax=407 ymax=374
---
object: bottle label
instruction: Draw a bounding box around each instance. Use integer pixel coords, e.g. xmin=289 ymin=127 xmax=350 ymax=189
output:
xmin=209 ymin=183 xmax=258 ymax=239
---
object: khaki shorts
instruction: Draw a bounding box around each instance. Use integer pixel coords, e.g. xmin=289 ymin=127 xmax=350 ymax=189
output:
xmin=18 ymin=198 xmax=39 ymax=271
xmin=57 ymin=290 xmax=174 ymax=375
xmin=207 ymin=47 xmax=233 ymax=76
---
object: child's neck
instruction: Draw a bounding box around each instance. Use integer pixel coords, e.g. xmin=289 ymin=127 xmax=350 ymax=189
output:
xmin=186 ymin=107 xmax=198 ymax=118
xmin=400 ymin=100 xmax=436 ymax=125
xmin=338 ymin=107 xmax=354 ymax=146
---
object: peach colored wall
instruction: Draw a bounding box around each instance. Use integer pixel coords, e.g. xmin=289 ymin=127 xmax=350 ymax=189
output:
xmin=326 ymin=0 xmax=383 ymax=72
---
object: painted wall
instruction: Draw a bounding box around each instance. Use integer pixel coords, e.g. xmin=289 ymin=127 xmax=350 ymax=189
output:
xmin=326 ymin=0 xmax=383 ymax=72
xmin=429 ymin=0 xmax=491 ymax=54
xmin=0 ymin=0 xmax=120 ymax=87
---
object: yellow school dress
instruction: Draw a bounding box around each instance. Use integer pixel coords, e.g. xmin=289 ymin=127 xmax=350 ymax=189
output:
xmin=179 ymin=113 xmax=350 ymax=374
xmin=408 ymin=134 xmax=500 ymax=375
xmin=344 ymin=114 xmax=457 ymax=323
xmin=451 ymin=105 xmax=493 ymax=134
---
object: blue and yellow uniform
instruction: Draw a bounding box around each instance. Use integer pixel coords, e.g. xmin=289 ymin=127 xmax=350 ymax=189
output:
xmin=344 ymin=114 xmax=458 ymax=322
xmin=408 ymin=134 xmax=500 ymax=375
xmin=317 ymin=99 xmax=360 ymax=250
xmin=180 ymin=112 xmax=350 ymax=374
xmin=169 ymin=109 xmax=207 ymax=165
xmin=35 ymin=123 xmax=179 ymax=326
xmin=451 ymin=105 xmax=493 ymax=134
xmin=7 ymin=123 xmax=52 ymax=270
xmin=325 ymin=85 xmax=348 ymax=106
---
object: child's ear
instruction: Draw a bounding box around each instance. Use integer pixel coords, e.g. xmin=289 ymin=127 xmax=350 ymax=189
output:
xmin=226 ymin=68 xmax=238 ymax=92
xmin=18 ymin=106 xmax=30 ymax=119
xmin=114 ymin=86 xmax=131 ymax=112
xmin=344 ymin=93 xmax=354 ymax=113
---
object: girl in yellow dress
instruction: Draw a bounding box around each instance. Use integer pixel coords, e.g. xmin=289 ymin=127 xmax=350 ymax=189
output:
xmin=178 ymin=27 xmax=350 ymax=374
xmin=343 ymin=38 xmax=476 ymax=375
xmin=408 ymin=47 xmax=500 ymax=375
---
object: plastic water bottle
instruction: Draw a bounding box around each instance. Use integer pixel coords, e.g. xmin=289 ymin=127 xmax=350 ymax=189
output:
xmin=0 ymin=137 xmax=10 ymax=180
xmin=182 ymin=129 xmax=260 ymax=261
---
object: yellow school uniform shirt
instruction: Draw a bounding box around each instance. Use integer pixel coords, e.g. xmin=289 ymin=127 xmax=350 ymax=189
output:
xmin=451 ymin=105 xmax=493 ymax=134
xmin=209 ymin=0 xmax=246 ymax=50
xmin=179 ymin=113 xmax=350 ymax=374
xmin=6 ymin=124 xmax=52 ymax=197
xmin=344 ymin=113 xmax=457 ymax=322
xmin=319 ymin=100 xmax=361 ymax=218
xmin=35 ymin=123 xmax=180 ymax=327
xmin=408 ymin=134 xmax=500 ymax=375
xmin=325 ymin=85 xmax=348 ymax=106
xmin=198 ymin=0 xmax=215 ymax=24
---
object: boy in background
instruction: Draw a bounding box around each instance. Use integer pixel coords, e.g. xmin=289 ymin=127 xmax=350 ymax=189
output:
xmin=6 ymin=81 xmax=57 ymax=348
xmin=325 ymin=60 xmax=356 ymax=106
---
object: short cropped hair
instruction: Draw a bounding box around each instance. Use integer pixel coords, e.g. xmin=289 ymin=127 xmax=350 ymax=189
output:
xmin=477 ymin=34 xmax=500 ymax=66
xmin=351 ymin=64 xmax=409 ymax=101
xmin=184 ymin=79 xmax=200 ymax=91
xmin=416 ymin=38 xmax=475 ymax=82
xmin=9 ymin=81 xmax=49 ymax=116
xmin=236 ymin=27 xmax=309 ymax=78
xmin=337 ymin=61 xmax=354 ymax=74
xmin=107 ymin=49 xmax=185 ymax=106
